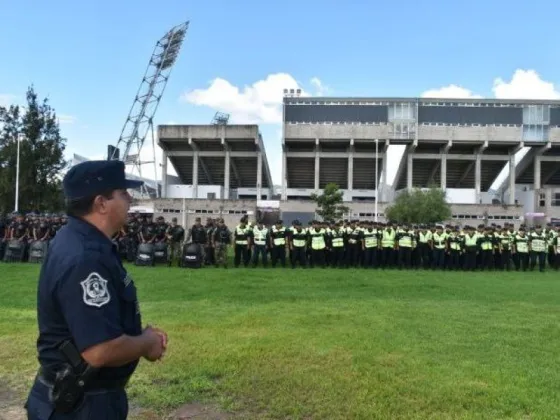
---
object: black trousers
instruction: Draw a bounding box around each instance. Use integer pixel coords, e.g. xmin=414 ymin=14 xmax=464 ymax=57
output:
xmin=363 ymin=247 xmax=377 ymax=268
xmin=330 ymin=247 xmax=345 ymax=267
xmin=464 ymin=248 xmax=477 ymax=270
xmin=272 ymin=246 xmax=286 ymax=267
xmin=513 ymin=252 xmax=529 ymax=271
xmin=26 ymin=379 xmax=128 ymax=420
xmin=499 ymin=250 xmax=512 ymax=270
xmin=291 ymin=246 xmax=307 ymax=268
xmin=310 ymin=249 xmax=326 ymax=268
xmin=418 ymin=243 xmax=431 ymax=268
xmin=234 ymin=244 xmax=250 ymax=267
xmin=548 ymin=246 xmax=555 ymax=267
xmin=530 ymin=251 xmax=546 ymax=272
xmin=252 ymin=245 xmax=268 ymax=267
xmin=346 ymin=244 xmax=361 ymax=267
xmin=479 ymin=250 xmax=493 ymax=270
xmin=432 ymin=248 xmax=445 ymax=269
xmin=398 ymin=247 xmax=412 ymax=269
xmin=381 ymin=248 xmax=394 ymax=268
xmin=448 ymin=250 xmax=461 ymax=270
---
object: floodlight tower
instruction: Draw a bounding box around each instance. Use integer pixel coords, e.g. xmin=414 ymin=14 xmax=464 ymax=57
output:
xmin=211 ymin=111 xmax=230 ymax=125
xmin=111 ymin=21 xmax=189 ymax=197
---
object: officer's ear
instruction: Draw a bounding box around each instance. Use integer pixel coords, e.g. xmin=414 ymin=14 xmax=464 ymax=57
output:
xmin=92 ymin=191 xmax=116 ymax=214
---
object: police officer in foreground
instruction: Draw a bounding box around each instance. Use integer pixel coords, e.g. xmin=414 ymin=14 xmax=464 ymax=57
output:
xmin=25 ymin=160 xmax=168 ymax=419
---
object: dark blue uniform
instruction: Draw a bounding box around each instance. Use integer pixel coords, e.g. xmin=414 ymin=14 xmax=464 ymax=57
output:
xmin=25 ymin=160 xmax=144 ymax=420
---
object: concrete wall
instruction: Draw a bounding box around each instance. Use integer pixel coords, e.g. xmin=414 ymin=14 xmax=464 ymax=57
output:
xmin=166 ymin=185 xmax=224 ymax=199
xmin=139 ymin=198 xmax=528 ymax=228
xmin=159 ymin=124 xmax=259 ymax=140
xmin=149 ymin=198 xmax=257 ymax=229
xmin=284 ymin=124 xmax=389 ymax=140
xmin=504 ymin=184 xmax=536 ymax=214
xmin=534 ymin=186 xmax=560 ymax=218
xmin=418 ymin=125 xmax=522 ymax=142
xmin=165 ymin=185 xmax=267 ymax=200
xmin=284 ymin=123 xmax=530 ymax=143
xmin=549 ymin=127 xmax=560 ymax=142
xmin=285 ymin=188 xmax=376 ymax=202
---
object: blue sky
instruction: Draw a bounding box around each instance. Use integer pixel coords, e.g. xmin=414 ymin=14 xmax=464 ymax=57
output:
xmin=1 ymin=0 xmax=560 ymax=198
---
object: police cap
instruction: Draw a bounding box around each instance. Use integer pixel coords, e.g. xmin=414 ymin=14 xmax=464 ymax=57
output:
xmin=63 ymin=160 xmax=143 ymax=200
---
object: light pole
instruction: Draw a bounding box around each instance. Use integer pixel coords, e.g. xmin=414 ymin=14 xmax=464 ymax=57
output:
xmin=14 ymin=133 xmax=24 ymax=213
xmin=374 ymin=138 xmax=378 ymax=222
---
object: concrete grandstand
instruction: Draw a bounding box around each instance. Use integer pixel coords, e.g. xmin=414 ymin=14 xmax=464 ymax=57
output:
xmin=280 ymin=97 xmax=560 ymax=220
xmin=158 ymin=124 xmax=273 ymax=200
xmin=129 ymin=96 xmax=560 ymax=227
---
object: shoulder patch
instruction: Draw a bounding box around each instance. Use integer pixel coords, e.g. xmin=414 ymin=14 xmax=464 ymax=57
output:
xmin=80 ymin=272 xmax=111 ymax=308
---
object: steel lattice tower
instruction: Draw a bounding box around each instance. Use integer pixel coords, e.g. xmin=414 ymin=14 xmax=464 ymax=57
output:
xmin=111 ymin=21 xmax=189 ymax=197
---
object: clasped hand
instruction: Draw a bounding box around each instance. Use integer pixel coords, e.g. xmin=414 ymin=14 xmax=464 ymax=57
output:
xmin=143 ymin=324 xmax=169 ymax=362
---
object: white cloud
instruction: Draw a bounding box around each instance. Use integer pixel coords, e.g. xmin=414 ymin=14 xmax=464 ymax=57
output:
xmin=57 ymin=114 xmax=77 ymax=125
xmin=421 ymin=84 xmax=482 ymax=99
xmin=492 ymin=69 xmax=560 ymax=100
xmin=179 ymin=73 xmax=331 ymax=184
xmin=422 ymin=69 xmax=560 ymax=198
xmin=422 ymin=69 xmax=560 ymax=101
xmin=0 ymin=94 xmax=17 ymax=107
xmin=181 ymin=73 xmax=312 ymax=124
xmin=310 ymin=77 xmax=331 ymax=96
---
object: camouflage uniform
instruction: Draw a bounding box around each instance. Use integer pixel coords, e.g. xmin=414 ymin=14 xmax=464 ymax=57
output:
xmin=215 ymin=243 xmax=228 ymax=267
xmin=213 ymin=219 xmax=231 ymax=268
xmin=166 ymin=218 xmax=185 ymax=266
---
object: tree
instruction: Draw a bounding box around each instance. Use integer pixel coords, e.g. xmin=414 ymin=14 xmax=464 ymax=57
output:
xmin=0 ymin=86 xmax=67 ymax=213
xmin=385 ymin=188 xmax=451 ymax=224
xmin=310 ymin=183 xmax=350 ymax=221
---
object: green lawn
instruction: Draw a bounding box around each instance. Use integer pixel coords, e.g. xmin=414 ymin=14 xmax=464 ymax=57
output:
xmin=1 ymin=264 xmax=559 ymax=419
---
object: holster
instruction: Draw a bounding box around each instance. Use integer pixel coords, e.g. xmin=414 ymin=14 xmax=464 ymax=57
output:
xmin=47 ymin=340 xmax=98 ymax=414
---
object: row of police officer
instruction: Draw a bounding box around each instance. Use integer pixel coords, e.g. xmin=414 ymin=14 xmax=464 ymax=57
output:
xmin=229 ymin=218 xmax=560 ymax=272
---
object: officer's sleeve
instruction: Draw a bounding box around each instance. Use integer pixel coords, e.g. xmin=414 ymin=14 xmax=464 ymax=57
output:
xmin=57 ymin=258 xmax=124 ymax=352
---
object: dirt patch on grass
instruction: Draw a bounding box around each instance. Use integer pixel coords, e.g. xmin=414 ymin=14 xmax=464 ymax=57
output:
xmin=0 ymin=384 xmax=26 ymax=420
xmin=0 ymin=382 xmax=232 ymax=420
xmin=171 ymin=403 xmax=231 ymax=420
xmin=128 ymin=402 xmax=232 ymax=420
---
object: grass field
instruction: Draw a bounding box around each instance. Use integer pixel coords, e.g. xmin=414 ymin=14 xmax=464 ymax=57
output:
xmin=1 ymin=264 xmax=559 ymax=419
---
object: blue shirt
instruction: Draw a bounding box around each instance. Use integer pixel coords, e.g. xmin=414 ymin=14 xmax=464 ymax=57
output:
xmin=36 ymin=216 xmax=142 ymax=381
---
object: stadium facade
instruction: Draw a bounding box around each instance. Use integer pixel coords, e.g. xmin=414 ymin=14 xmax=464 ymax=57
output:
xmin=282 ymin=97 xmax=560 ymax=203
xmin=158 ymin=124 xmax=273 ymax=201
xmin=152 ymin=96 xmax=560 ymax=227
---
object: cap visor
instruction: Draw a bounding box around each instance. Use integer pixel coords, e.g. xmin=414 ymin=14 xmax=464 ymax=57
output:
xmin=125 ymin=179 xmax=144 ymax=189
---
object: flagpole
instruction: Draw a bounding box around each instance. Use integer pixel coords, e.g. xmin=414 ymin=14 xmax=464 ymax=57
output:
xmin=15 ymin=133 xmax=23 ymax=213
xmin=375 ymin=138 xmax=378 ymax=222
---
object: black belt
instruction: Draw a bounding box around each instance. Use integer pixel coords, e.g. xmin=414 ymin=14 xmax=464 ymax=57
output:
xmin=38 ymin=367 xmax=129 ymax=391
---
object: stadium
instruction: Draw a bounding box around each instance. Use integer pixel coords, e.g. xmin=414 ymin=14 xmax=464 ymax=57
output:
xmin=4 ymin=18 xmax=560 ymax=420
xmin=149 ymin=95 xmax=560 ymax=228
